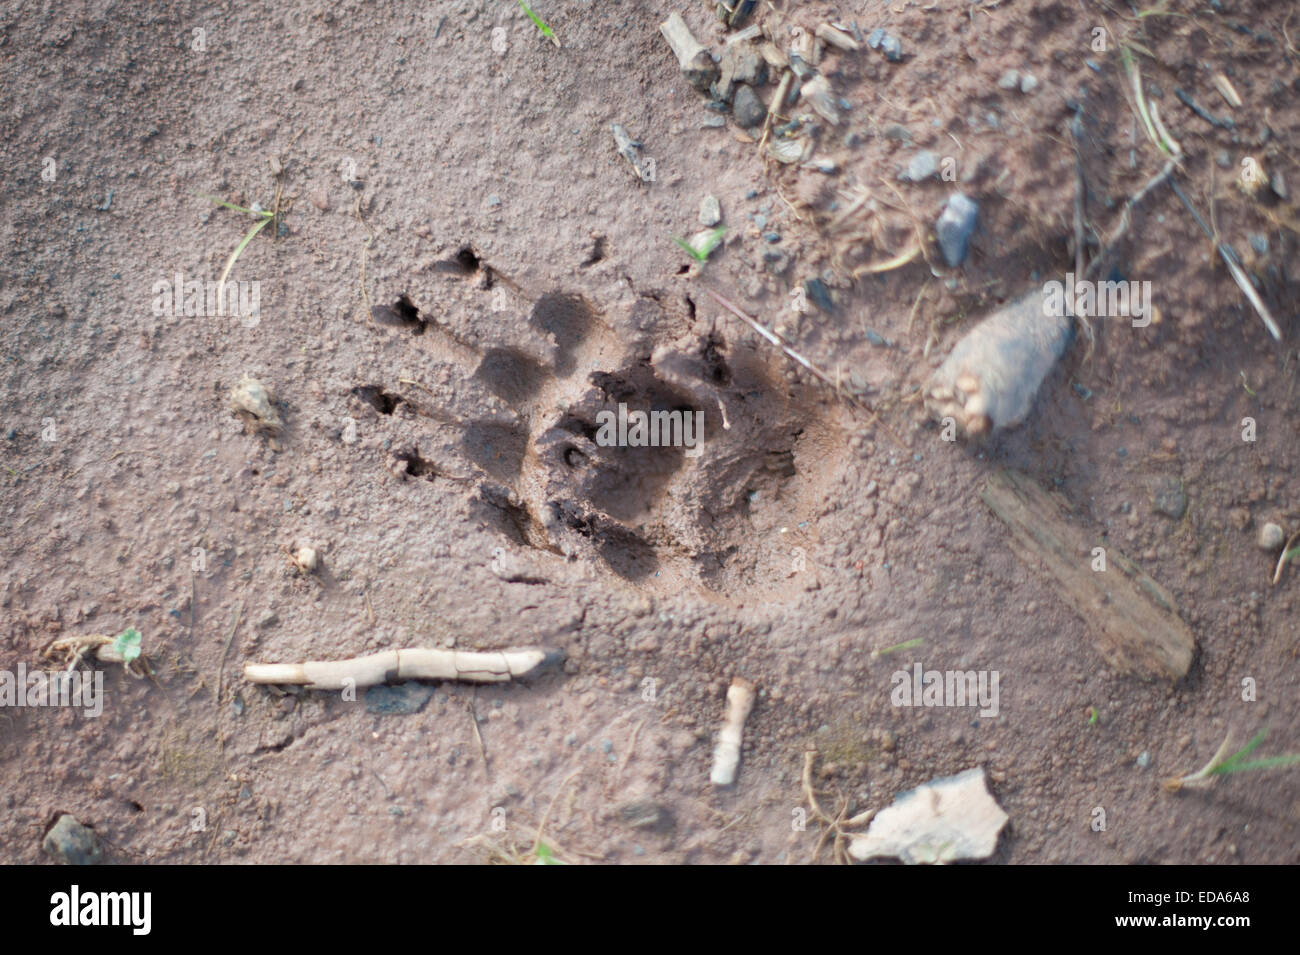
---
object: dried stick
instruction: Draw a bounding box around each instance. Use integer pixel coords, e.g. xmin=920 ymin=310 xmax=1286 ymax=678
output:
xmin=710 ymin=677 xmax=756 ymax=786
xmin=706 ymin=288 xmax=904 ymax=446
xmin=243 ymin=646 xmax=560 ymax=690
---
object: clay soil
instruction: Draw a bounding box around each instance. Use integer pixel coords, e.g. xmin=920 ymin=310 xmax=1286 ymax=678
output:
xmin=2 ymin=0 xmax=1298 ymax=864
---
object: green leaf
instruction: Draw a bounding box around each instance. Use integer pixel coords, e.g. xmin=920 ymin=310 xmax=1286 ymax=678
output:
xmin=517 ymin=1 xmax=555 ymax=41
xmin=113 ymin=628 xmax=142 ymax=664
xmin=673 ymin=227 xmax=726 ymax=263
xmin=534 ymin=841 xmax=567 ymax=865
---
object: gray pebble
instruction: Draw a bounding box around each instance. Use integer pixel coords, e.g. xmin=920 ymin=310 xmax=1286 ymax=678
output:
xmin=1019 ymin=73 xmax=1038 ymax=94
xmin=732 ymin=84 xmax=766 ymax=129
xmin=881 ymin=34 xmax=903 ymax=61
xmin=698 ymin=194 xmax=722 ymax=227
xmin=936 ymin=193 xmax=978 ymax=267
xmin=43 ymin=814 xmax=104 ymax=865
xmin=1258 ymin=522 xmax=1285 ymax=551
xmin=900 ymin=150 xmax=938 ymax=182
xmin=997 ymin=69 xmax=1020 ymax=90
xmin=867 ymin=28 xmax=884 ymax=49
xmin=1149 ymin=476 xmax=1187 ymax=520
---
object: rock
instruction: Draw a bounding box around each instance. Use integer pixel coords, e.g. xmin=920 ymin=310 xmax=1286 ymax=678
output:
xmin=867 ymin=28 xmax=884 ymax=49
xmin=228 ymin=375 xmax=283 ymax=436
xmin=717 ymin=43 xmax=766 ymax=101
xmin=364 ymin=682 xmax=435 ymax=715
xmin=763 ymin=249 xmax=789 ymax=275
xmin=617 ymin=799 xmax=673 ymax=832
xmin=732 ymin=84 xmax=766 ymax=129
xmin=936 ymin=193 xmax=978 ymax=267
xmin=43 ymin=814 xmax=104 ymax=865
xmin=1149 ymin=476 xmax=1187 ymax=520
xmin=881 ymin=34 xmax=903 ymax=62
xmin=1019 ymin=72 xmax=1039 ymax=94
xmin=804 ymin=278 xmax=834 ymax=313
xmin=848 ymin=767 xmax=1008 ymax=864
xmin=997 ymin=69 xmax=1020 ymax=90
xmin=900 ymin=150 xmax=938 ymax=182
xmin=1258 ymin=522 xmax=1285 ymax=551
xmin=698 ymin=194 xmax=721 ymax=227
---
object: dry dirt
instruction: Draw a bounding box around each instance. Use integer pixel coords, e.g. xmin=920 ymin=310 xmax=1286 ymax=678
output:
xmin=2 ymin=0 xmax=1298 ymax=865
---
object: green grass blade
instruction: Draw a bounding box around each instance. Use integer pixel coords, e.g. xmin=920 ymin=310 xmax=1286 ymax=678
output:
xmin=517 ymin=1 xmax=556 ymax=42
xmin=218 ymin=215 xmax=274 ymax=291
xmin=1211 ymin=728 xmax=1269 ymax=774
xmin=673 ymin=236 xmax=706 ymax=262
xmin=198 ymin=194 xmax=273 ymax=218
xmin=1219 ymin=754 xmax=1300 ymax=774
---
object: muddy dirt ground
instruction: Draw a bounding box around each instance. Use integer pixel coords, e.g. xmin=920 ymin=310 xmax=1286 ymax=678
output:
xmin=2 ymin=0 xmax=1298 ymax=864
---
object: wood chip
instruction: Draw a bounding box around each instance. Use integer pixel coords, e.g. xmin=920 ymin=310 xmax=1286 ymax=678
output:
xmin=982 ymin=469 xmax=1196 ymax=681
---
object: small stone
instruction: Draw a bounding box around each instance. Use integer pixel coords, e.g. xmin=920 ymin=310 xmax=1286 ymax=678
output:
xmin=617 ymin=799 xmax=672 ymax=831
xmin=1258 ymin=522 xmax=1285 ymax=551
xmin=763 ymin=249 xmax=789 ymax=275
xmin=309 ymin=189 xmax=330 ymax=212
xmin=900 ymin=150 xmax=938 ymax=182
xmin=1019 ymin=72 xmax=1038 ymax=94
xmin=698 ymin=194 xmax=721 ymax=227
xmin=486 ymin=194 xmax=501 ymax=208
xmin=936 ymin=193 xmax=978 ymax=267
xmin=804 ymin=278 xmax=834 ymax=313
xmin=1136 ymin=751 xmax=1151 ymax=769
xmin=881 ymin=34 xmax=903 ymax=62
xmin=1248 ymin=232 xmax=1269 ymax=255
xmin=867 ymin=28 xmax=884 ymax=49
xmin=997 ymin=69 xmax=1020 ymax=90
xmin=365 ymin=682 xmax=435 ymax=715
xmin=43 ymin=814 xmax=104 ymax=865
xmin=1216 ymin=150 xmax=1233 ymax=169
xmin=732 ymin=84 xmax=766 ymax=129
xmin=1149 ymin=476 xmax=1187 ymax=520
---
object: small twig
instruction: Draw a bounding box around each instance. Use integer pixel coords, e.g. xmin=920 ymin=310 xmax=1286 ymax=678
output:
xmin=705 ymin=289 xmax=905 ymax=447
xmin=468 ymin=693 xmax=488 ymax=769
xmin=1272 ymin=530 xmax=1300 ymax=586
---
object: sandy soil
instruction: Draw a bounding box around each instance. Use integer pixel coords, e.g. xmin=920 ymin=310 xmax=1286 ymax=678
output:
xmin=2 ymin=0 xmax=1298 ymax=864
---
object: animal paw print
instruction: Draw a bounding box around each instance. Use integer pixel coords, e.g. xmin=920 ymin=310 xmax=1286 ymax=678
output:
xmin=352 ymin=248 xmax=838 ymax=599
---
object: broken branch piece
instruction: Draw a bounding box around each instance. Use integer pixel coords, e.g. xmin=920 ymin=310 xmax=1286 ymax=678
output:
xmin=659 ymin=13 xmax=717 ymax=92
xmin=243 ymin=646 xmax=562 ymax=690
xmin=710 ymin=676 xmax=755 ymax=786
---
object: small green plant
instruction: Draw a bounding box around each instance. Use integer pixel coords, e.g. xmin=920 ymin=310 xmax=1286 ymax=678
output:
xmin=1086 ymin=706 xmax=1099 ymax=726
xmin=1165 ymin=728 xmax=1300 ymax=791
xmin=673 ymin=226 xmax=726 ymax=263
xmin=871 ymin=638 xmax=924 ymax=660
xmin=517 ymin=1 xmax=559 ymax=47
xmin=198 ymin=195 xmax=276 ymax=296
xmin=111 ymin=627 xmax=142 ymax=664
xmin=533 ymin=841 xmax=568 ymax=865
